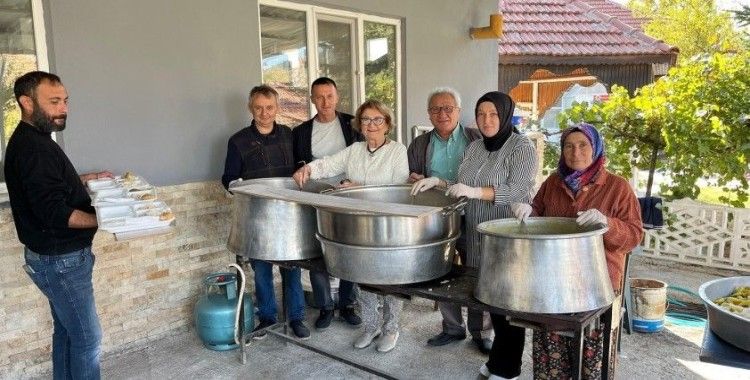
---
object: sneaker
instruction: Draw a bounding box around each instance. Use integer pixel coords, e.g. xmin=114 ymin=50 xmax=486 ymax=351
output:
xmin=315 ymin=309 xmax=334 ymax=330
xmin=480 ymin=365 xmax=517 ymax=380
xmin=289 ymin=320 xmax=310 ymax=340
xmin=376 ymin=331 xmax=399 ymax=353
xmin=353 ymin=329 xmax=381 ymax=349
xmin=252 ymin=320 xmax=275 ymax=340
xmin=472 ymin=337 xmax=493 ymax=355
xmin=339 ymin=307 xmax=362 ymax=326
xmin=427 ymin=332 xmax=466 ymax=346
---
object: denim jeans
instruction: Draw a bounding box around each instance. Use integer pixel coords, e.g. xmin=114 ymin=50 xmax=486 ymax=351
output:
xmin=249 ymin=259 xmax=304 ymax=323
xmin=309 ymin=270 xmax=357 ymax=311
xmin=23 ymin=246 xmax=102 ymax=380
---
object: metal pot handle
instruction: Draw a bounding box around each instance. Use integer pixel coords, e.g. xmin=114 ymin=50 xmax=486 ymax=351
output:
xmin=441 ymin=196 xmax=468 ymax=216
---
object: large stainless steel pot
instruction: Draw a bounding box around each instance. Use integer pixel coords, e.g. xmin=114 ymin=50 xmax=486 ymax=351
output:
xmin=227 ymin=178 xmax=333 ymax=260
xmin=474 ymin=217 xmax=614 ymax=314
xmin=317 ymin=185 xmax=466 ymax=246
xmin=699 ymin=276 xmax=750 ymax=352
xmin=316 ymin=234 xmax=458 ymax=284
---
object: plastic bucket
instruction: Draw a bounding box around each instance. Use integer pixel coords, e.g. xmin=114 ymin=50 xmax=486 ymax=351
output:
xmin=630 ymin=278 xmax=667 ymax=333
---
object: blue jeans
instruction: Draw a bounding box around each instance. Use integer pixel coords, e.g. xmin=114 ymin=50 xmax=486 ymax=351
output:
xmin=309 ymin=270 xmax=357 ymax=310
xmin=249 ymin=260 xmax=304 ymax=323
xmin=23 ymin=247 xmax=102 ymax=380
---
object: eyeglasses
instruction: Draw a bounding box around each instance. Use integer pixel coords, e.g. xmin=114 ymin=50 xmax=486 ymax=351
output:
xmin=428 ymin=106 xmax=459 ymax=115
xmin=360 ymin=117 xmax=386 ymax=126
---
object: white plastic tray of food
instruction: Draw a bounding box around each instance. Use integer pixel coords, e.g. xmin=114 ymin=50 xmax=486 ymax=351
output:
xmin=93 ymin=188 xmax=158 ymax=205
xmin=87 ymin=178 xmax=119 ymax=191
xmin=88 ymin=177 xmax=152 ymax=193
xmin=98 ymin=201 xmax=175 ymax=233
xmin=116 ymin=176 xmax=152 ymax=191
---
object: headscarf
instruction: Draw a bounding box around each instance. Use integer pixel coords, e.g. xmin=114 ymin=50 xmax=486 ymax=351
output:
xmin=558 ymin=123 xmax=606 ymax=194
xmin=474 ymin=91 xmax=518 ymax=152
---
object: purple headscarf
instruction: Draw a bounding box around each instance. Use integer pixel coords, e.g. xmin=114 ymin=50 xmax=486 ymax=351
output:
xmin=558 ymin=123 xmax=606 ymax=194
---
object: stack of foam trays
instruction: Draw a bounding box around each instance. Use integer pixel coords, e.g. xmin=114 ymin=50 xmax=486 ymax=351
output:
xmin=87 ymin=172 xmax=175 ymax=237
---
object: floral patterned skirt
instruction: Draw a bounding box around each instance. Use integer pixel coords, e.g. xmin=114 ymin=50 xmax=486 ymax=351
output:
xmin=532 ymin=328 xmax=604 ymax=379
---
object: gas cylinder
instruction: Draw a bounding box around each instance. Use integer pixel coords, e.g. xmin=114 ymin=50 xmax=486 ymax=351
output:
xmin=194 ymin=272 xmax=253 ymax=351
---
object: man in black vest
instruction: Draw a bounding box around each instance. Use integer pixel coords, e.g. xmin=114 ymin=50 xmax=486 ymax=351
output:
xmin=292 ymin=77 xmax=363 ymax=329
xmin=5 ymin=71 xmax=113 ymax=379
xmin=222 ymin=85 xmax=310 ymax=340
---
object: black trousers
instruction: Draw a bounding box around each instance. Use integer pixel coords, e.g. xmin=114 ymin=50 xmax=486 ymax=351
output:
xmin=486 ymin=313 xmax=526 ymax=378
xmin=310 ymin=269 xmax=357 ymax=310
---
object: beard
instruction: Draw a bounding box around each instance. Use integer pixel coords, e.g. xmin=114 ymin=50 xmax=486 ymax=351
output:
xmin=30 ymin=101 xmax=66 ymax=133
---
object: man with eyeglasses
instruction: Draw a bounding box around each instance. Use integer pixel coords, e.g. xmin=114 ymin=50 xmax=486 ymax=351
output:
xmin=292 ymin=77 xmax=363 ymax=330
xmin=408 ymin=87 xmax=492 ymax=354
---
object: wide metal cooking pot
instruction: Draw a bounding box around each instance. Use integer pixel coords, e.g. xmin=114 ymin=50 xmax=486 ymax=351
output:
xmin=474 ymin=217 xmax=614 ymax=314
xmin=698 ymin=276 xmax=750 ymax=352
xmin=316 ymin=234 xmax=458 ymax=284
xmin=227 ymin=178 xmax=333 ymax=260
xmin=317 ymin=184 xmax=466 ymax=246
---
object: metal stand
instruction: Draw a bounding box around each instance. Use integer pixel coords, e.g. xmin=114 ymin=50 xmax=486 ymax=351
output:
xmin=234 ymin=258 xmax=398 ymax=379
xmin=235 ymin=258 xmax=615 ymax=380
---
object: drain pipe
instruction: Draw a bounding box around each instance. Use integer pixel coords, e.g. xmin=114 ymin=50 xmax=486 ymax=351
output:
xmin=470 ymin=13 xmax=503 ymax=39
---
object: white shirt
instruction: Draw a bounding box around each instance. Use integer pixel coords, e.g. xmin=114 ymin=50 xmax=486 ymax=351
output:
xmin=311 ymin=117 xmax=346 ymax=160
xmin=309 ymin=141 xmax=409 ymax=186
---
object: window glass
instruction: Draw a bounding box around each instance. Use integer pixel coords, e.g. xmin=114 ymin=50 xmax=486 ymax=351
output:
xmin=316 ymin=19 xmax=354 ymax=114
xmin=363 ymin=21 xmax=397 ymax=138
xmin=1 ymin=0 xmax=39 ymax=164
xmin=259 ymin=5 xmax=309 ymax=127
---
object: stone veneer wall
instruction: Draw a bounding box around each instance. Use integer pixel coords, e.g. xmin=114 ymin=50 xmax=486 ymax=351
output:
xmin=0 ymin=181 xmax=237 ymax=378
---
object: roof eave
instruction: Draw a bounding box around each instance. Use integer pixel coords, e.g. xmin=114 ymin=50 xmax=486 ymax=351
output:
xmin=499 ymin=52 xmax=678 ymax=66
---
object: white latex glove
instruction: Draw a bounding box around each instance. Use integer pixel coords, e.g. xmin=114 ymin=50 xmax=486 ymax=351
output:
xmin=410 ymin=177 xmax=442 ymax=195
xmin=510 ymin=203 xmax=532 ymax=222
xmin=446 ymin=183 xmax=482 ymax=199
xmin=228 ymin=178 xmax=243 ymax=189
xmin=576 ymin=209 xmax=608 ymax=227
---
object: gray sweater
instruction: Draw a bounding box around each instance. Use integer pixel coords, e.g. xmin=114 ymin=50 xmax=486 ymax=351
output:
xmin=406 ymin=125 xmax=482 ymax=176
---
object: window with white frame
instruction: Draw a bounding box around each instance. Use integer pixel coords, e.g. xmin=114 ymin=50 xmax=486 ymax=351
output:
xmin=259 ymin=1 xmax=402 ymax=141
xmin=0 ymin=0 xmax=48 ymax=183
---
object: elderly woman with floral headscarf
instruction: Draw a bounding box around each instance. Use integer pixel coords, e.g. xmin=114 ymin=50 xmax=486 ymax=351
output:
xmin=511 ymin=122 xmax=643 ymax=379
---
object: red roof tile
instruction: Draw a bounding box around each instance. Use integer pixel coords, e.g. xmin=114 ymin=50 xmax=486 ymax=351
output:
xmin=498 ymin=0 xmax=677 ymax=59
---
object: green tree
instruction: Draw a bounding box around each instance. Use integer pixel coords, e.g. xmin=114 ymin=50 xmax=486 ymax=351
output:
xmin=734 ymin=5 xmax=750 ymax=50
xmin=627 ymin=0 xmax=745 ymax=64
xmin=558 ymin=52 xmax=750 ymax=207
xmin=363 ymin=22 xmax=396 ymax=110
xmin=735 ymin=5 xmax=750 ymax=26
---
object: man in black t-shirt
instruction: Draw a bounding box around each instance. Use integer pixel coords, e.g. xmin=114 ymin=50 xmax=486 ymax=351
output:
xmin=4 ymin=71 xmax=112 ymax=380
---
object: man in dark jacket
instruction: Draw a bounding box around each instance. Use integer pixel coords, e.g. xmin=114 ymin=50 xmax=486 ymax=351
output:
xmin=292 ymin=77 xmax=363 ymax=329
xmin=5 ymin=71 xmax=113 ymax=379
xmin=408 ymin=87 xmax=492 ymax=354
xmin=222 ymin=84 xmax=310 ymax=340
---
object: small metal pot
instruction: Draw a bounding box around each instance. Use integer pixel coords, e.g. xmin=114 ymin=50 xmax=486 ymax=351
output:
xmin=474 ymin=217 xmax=614 ymax=314
xmin=316 ymin=234 xmax=457 ymax=285
xmin=699 ymin=276 xmax=750 ymax=352
xmin=317 ymin=184 xmax=466 ymax=246
xmin=227 ymin=178 xmax=333 ymax=260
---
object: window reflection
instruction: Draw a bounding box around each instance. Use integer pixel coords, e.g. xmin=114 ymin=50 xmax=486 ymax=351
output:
xmin=259 ymin=5 xmax=309 ymax=127
xmin=0 ymin=0 xmax=39 ymax=163
xmin=364 ymin=22 xmax=397 ymax=138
